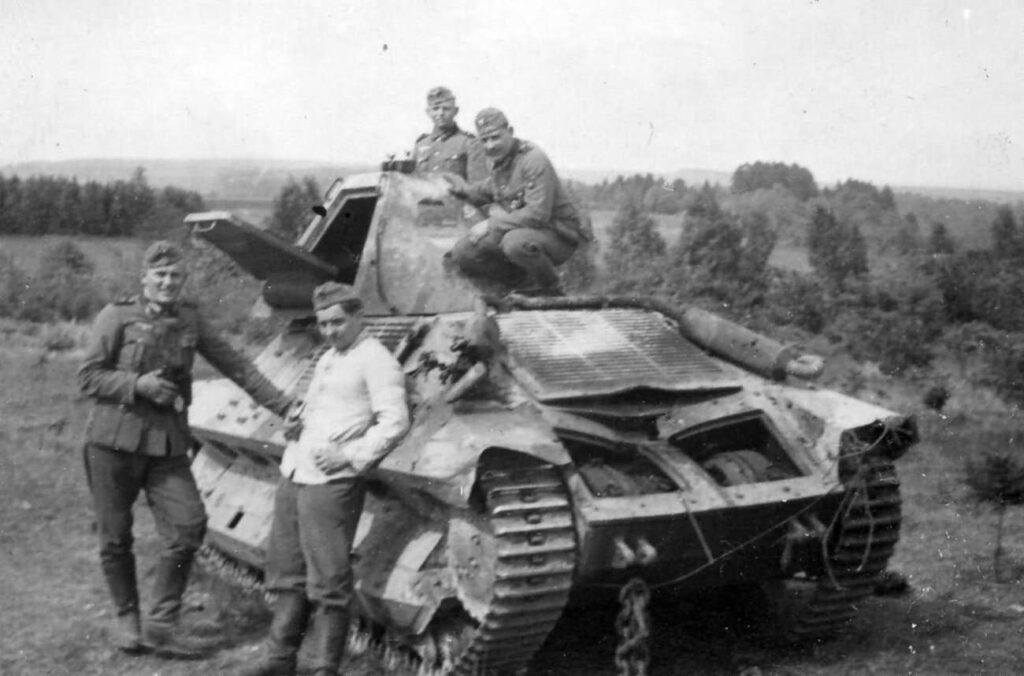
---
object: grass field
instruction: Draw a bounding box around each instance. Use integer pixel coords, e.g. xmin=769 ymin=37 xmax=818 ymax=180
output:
xmin=3 ymin=318 xmax=1024 ymax=675
xmin=0 ymin=217 xmax=1021 ymax=674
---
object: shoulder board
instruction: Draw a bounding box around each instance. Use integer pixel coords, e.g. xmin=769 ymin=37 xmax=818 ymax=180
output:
xmin=460 ymin=129 xmax=476 ymax=139
xmin=114 ymin=295 xmax=137 ymax=305
xmin=416 ymin=133 xmax=429 ymax=142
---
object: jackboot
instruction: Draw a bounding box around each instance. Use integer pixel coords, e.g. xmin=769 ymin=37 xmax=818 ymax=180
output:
xmin=238 ymin=592 xmax=311 ymax=676
xmin=110 ymin=611 xmax=142 ymax=653
xmin=308 ymin=606 xmax=350 ymax=676
xmin=141 ymin=621 xmax=220 ymax=660
xmin=148 ymin=555 xmax=193 ymax=627
xmin=141 ymin=554 xmax=218 ymax=659
xmin=100 ymin=557 xmax=142 ymax=652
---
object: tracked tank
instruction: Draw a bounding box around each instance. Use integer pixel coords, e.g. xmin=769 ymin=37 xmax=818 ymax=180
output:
xmin=185 ymin=171 xmax=918 ymax=674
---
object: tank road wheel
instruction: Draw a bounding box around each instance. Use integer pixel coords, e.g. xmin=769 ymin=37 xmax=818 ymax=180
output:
xmin=768 ymin=457 xmax=902 ymax=642
xmin=436 ymin=461 xmax=577 ymax=675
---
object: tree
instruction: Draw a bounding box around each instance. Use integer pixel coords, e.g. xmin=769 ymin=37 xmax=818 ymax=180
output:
xmin=928 ymin=221 xmax=955 ymax=255
xmin=807 ymin=206 xmax=868 ymax=289
xmin=268 ymin=176 xmax=322 ymax=241
xmin=892 ymin=212 xmax=921 ymax=255
xmin=965 ymin=453 xmax=1024 ymax=581
xmin=731 ymin=161 xmax=818 ymax=201
xmin=601 ymin=198 xmax=667 ymax=294
xmin=991 ymin=205 xmax=1021 ymax=258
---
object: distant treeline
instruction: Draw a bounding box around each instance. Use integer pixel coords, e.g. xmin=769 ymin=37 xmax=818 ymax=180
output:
xmin=0 ymin=168 xmax=204 ymax=238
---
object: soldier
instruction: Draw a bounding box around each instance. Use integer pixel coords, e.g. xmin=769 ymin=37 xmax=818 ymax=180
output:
xmin=412 ymin=86 xmax=486 ymax=181
xmin=445 ymin=107 xmax=589 ymax=293
xmin=242 ymin=281 xmax=410 ymax=676
xmin=78 ymin=241 xmax=293 ymax=658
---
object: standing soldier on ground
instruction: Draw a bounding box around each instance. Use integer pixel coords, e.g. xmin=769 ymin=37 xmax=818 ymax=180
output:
xmin=78 ymin=241 xmax=293 ymax=658
xmin=445 ymin=107 xmax=589 ymax=293
xmin=242 ymin=281 xmax=410 ymax=676
xmin=412 ymin=86 xmax=486 ymax=181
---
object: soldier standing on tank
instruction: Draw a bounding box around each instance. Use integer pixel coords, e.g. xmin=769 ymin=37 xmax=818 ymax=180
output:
xmin=78 ymin=241 xmax=293 ymax=658
xmin=412 ymin=86 xmax=487 ymax=181
xmin=241 ymin=281 xmax=410 ymax=676
xmin=445 ymin=107 xmax=589 ymax=293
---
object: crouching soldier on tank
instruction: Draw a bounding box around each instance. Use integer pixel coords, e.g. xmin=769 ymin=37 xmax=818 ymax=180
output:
xmin=242 ymin=281 xmax=410 ymax=676
xmin=444 ymin=107 xmax=589 ymax=294
xmin=78 ymin=241 xmax=293 ymax=658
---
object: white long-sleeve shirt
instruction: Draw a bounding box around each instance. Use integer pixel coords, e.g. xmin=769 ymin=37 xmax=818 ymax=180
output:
xmin=280 ymin=333 xmax=409 ymax=484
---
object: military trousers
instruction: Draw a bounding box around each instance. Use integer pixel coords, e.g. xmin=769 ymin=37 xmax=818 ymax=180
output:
xmin=450 ymin=225 xmax=577 ymax=290
xmin=84 ymin=443 xmax=207 ymax=624
xmin=265 ymin=476 xmax=366 ymax=609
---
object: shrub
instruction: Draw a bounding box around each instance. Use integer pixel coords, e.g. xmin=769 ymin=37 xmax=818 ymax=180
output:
xmin=763 ymin=270 xmax=828 ymax=333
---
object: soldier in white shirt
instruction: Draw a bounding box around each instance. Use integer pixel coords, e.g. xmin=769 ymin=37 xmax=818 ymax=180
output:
xmin=242 ymin=281 xmax=410 ymax=676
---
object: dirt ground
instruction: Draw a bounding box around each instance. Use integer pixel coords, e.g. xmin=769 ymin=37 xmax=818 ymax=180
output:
xmin=3 ymin=345 xmax=1024 ymax=676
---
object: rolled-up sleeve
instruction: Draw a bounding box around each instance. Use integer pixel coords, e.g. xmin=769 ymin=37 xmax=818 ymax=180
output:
xmin=78 ymin=304 xmax=138 ymax=404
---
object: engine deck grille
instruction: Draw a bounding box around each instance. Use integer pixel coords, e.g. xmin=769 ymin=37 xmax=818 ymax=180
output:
xmin=497 ymin=309 xmax=739 ymax=401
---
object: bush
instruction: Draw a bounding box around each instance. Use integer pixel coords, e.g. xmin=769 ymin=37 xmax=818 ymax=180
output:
xmin=763 ymin=270 xmax=828 ymax=333
xmin=979 ymin=335 xmax=1024 ymax=407
xmin=0 ymin=253 xmax=29 ymax=318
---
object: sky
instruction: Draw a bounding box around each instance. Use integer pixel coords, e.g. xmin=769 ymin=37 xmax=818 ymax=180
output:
xmin=2 ymin=0 xmax=1022 ymax=190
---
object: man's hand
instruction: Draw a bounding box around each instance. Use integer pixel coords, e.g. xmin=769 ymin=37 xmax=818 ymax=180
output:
xmin=136 ymin=370 xmax=179 ymax=407
xmin=313 ymin=446 xmax=353 ymax=475
xmin=442 ymin=172 xmax=469 ymax=199
xmin=468 ymin=219 xmax=491 ymax=244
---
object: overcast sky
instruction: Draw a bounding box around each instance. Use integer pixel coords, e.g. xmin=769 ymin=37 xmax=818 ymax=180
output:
xmin=2 ymin=0 xmax=1022 ymax=189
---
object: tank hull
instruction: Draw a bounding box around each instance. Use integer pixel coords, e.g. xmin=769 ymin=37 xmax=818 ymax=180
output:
xmin=186 ymin=172 xmax=917 ymax=674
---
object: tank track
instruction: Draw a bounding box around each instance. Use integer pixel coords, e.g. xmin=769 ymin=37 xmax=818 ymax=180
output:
xmin=196 ymin=543 xmax=272 ymax=599
xmin=446 ymin=463 xmax=578 ymax=675
xmin=786 ymin=456 xmax=902 ymax=640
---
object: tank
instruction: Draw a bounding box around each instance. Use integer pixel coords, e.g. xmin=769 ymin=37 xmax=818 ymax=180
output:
xmin=185 ymin=171 xmax=918 ymax=674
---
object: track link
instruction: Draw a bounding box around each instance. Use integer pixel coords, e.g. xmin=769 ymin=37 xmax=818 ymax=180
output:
xmin=787 ymin=456 xmax=902 ymax=640
xmin=448 ymin=464 xmax=578 ymax=675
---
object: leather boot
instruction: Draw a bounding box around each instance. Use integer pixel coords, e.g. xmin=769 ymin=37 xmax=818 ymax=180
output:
xmin=100 ymin=557 xmax=142 ymax=652
xmin=308 ymin=606 xmax=350 ymax=676
xmin=238 ymin=593 xmax=311 ymax=676
xmin=148 ymin=555 xmax=192 ymax=627
xmin=141 ymin=621 xmax=219 ymax=660
xmin=111 ymin=611 xmax=142 ymax=653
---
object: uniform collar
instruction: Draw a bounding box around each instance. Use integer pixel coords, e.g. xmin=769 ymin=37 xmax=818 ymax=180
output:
xmin=430 ymin=124 xmax=460 ymax=142
xmin=142 ymin=296 xmax=180 ymax=318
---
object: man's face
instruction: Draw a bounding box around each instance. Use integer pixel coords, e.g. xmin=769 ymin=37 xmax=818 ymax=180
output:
xmin=316 ymin=303 xmax=364 ymax=353
xmin=427 ymin=100 xmax=458 ymax=131
xmin=141 ymin=263 xmax=187 ymax=306
xmin=479 ymin=125 xmax=515 ymax=161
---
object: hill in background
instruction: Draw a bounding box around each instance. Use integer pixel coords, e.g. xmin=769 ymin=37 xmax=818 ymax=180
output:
xmin=2 ymin=158 xmax=1022 ymax=204
xmin=0 ymin=158 xmax=375 ymax=201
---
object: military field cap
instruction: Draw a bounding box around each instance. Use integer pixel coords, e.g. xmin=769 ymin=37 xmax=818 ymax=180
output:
xmin=427 ymin=86 xmax=455 ymax=105
xmin=475 ymin=107 xmax=510 ymax=135
xmin=143 ymin=240 xmax=185 ymax=268
xmin=312 ymin=281 xmax=360 ymax=311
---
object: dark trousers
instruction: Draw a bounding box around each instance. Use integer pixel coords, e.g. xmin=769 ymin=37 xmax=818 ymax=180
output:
xmin=450 ymin=226 xmax=577 ymax=289
xmin=265 ymin=476 xmax=365 ymax=609
xmin=84 ymin=443 xmax=207 ymax=625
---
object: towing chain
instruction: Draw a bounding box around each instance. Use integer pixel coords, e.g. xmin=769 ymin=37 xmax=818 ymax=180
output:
xmin=614 ymin=576 xmax=652 ymax=676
